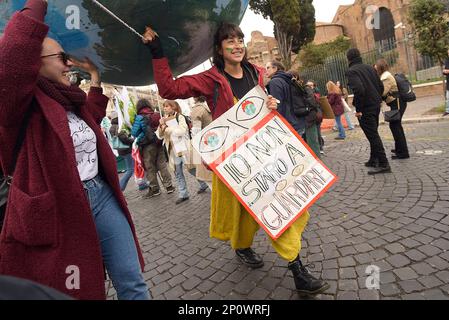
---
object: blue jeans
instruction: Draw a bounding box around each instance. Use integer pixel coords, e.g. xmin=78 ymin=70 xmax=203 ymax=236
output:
xmin=83 ymin=176 xmax=150 ymax=300
xmin=446 ymin=90 xmax=449 ymax=113
xmin=174 ymin=156 xmax=189 ymax=199
xmin=335 ymin=115 xmax=346 ymax=138
xmin=119 ymin=153 xmax=134 ymax=191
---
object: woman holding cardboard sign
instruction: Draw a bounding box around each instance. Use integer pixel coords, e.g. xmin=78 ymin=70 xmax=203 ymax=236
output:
xmin=143 ymin=22 xmax=329 ymax=295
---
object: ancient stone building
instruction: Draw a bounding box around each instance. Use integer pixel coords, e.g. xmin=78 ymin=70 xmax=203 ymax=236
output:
xmin=246 ymin=31 xmax=281 ymax=67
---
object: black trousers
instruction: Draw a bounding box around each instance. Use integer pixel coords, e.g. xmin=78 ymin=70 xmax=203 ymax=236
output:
xmin=358 ymin=105 xmax=389 ymax=166
xmin=387 ymin=99 xmax=409 ymax=157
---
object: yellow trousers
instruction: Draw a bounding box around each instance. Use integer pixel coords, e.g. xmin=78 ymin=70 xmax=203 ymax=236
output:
xmin=210 ymin=174 xmax=310 ymax=262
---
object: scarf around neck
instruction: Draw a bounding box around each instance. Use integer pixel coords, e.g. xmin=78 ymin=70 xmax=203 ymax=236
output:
xmin=37 ymin=77 xmax=87 ymax=112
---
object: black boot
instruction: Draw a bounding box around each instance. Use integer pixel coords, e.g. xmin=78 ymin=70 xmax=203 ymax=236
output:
xmin=235 ymin=248 xmax=264 ymax=269
xmin=288 ymin=257 xmax=330 ymax=295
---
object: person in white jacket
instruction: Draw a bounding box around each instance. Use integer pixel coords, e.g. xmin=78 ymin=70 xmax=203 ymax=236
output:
xmin=157 ymin=100 xmax=190 ymax=204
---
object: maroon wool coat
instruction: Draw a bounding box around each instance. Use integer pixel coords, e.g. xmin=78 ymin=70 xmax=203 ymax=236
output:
xmin=0 ymin=13 xmax=144 ymax=300
xmin=327 ymin=93 xmax=345 ymax=117
xmin=153 ymin=58 xmax=266 ymax=120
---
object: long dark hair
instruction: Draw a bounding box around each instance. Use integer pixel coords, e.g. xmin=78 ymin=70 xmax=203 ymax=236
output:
xmin=212 ymin=22 xmax=249 ymax=71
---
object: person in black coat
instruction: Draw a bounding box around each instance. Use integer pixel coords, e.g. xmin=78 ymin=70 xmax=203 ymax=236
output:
xmin=346 ymin=48 xmax=391 ymax=174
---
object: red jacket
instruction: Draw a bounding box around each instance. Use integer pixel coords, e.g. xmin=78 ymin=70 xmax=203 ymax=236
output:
xmin=0 ymin=13 xmax=144 ymax=300
xmin=153 ymin=58 xmax=266 ymax=120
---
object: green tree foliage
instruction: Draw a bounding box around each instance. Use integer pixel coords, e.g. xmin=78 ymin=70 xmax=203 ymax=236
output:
xmin=299 ymin=36 xmax=351 ymax=68
xmin=249 ymin=0 xmax=316 ymax=70
xmin=408 ymin=0 xmax=449 ymax=65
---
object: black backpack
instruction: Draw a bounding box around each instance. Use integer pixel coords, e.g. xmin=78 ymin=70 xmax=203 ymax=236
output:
xmin=137 ymin=115 xmax=158 ymax=147
xmin=394 ymin=73 xmax=416 ymax=102
xmin=176 ymin=114 xmax=193 ymax=140
xmin=0 ymin=101 xmax=34 ymax=231
xmin=289 ymin=78 xmax=317 ymax=118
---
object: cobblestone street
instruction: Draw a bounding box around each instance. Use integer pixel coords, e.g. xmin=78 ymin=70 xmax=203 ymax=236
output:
xmin=108 ymin=119 xmax=449 ymax=300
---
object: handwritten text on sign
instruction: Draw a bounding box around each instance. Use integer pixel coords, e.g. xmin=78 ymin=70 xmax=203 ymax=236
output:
xmin=212 ymin=112 xmax=337 ymax=239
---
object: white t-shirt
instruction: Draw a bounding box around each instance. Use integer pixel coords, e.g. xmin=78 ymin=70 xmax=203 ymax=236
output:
xmin=67 ymin=112 xmax=98 ymax=181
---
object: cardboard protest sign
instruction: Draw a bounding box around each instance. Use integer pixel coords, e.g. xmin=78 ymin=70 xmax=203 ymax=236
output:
xmin=192 ymin=86 xmax=337 ymax=239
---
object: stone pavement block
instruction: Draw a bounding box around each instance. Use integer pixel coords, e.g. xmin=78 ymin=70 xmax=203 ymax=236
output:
xmin=385 ymin=243 xmax=406 ymax=254
xmin=338 ymin=280 xmax=359 ymax=291
xmin=182 ymin=276 xmax=202 ymax=291
xmin=201 ymin=291 xmax=223 ymax=300
xmin=354 ymin=253 xmax=372 ymax=264
xmin=234 ymin=278 xmax=257 ymax=295
xmin=338 ymin=256 xmax=356 ymax=267
xmin=181 ymin=290 xmax=204 ymax=300
xmin=358 ymin=289 xmax=380 ymax=300
xmin=417 ymin=244 xmax=442 ymax=256
xmin=197 ymin=280 xmax=216 ymax=293
xmin=164 ymin=285 xmax=185 ymax=300
xmin=340 ymin=267 xmax=357 ymax=279
xmin=339 ymin=246 xmax=357 ymax=256
xmin=400 ymin=238 xmax=422 ymax=249
xmin=433 ymin=238 xmax=449 ymax=251
xmin=322 ymin=269 xmax=338 ymax=280
xmin=212 ymin=280 xmax=235 ymax=296
xmin=402 ymin=293 xmax=425 ymax=300
xmin=398 ymin=280 xmax=425 ymax=294
xmin=168 ymin=274 xmax=187 ymax=287
xmin=380 ymin=283 xmax=401 ymax=297
xmin=354 ymin=243 xmax=374 ymax=253
xmin=421 ymin=289 xmax=449 ymax=300
xmin=427 ymin=256 xmax=449 ymax=270
xmin=271 ymin=287 xmax=293 ymax=300
xmin=404 ymin=249 xmax=427 ymax=262
xmin=393 ymin=267 xmax=419 ymax=281
xmin=418 ymin=276 xmax=443 ymax=289
xmin=411 ymin=262 xmax=436 ymax=276
xmin=435 ymin=270 xmax=449 ymax=283
xmin=151 ymin=282 xmax=171 ymax=297
xmin=386 ymin=254 xmax=411 ymax=268
xmin=380 ymin=271 xmax=397 ymax=285
xmin=322 ymin=259 xmax=338 ymax=270
xmin=259 ymin=277 xmax=281 ymax=292
xmin=153 ymin=272 xmax=172 ymax=286
xmin=247 ymin=287 xmax=270 ymax=300
xmin=337 ymin=291 xmax=359 ymax=300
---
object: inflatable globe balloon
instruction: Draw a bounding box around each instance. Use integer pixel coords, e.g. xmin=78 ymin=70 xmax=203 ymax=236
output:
xmin=0 ymin=0 xmax=250 ymax=86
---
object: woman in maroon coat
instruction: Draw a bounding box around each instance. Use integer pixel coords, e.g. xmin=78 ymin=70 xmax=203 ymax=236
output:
xmin=326 ymin=81 xmax=346 ymax=140
xmin=0 ymin=0 xmax=148 ymax=300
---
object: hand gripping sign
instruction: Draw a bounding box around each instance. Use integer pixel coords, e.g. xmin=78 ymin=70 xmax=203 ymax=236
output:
xmin=192 ymin=86 xmax=338 ymax=239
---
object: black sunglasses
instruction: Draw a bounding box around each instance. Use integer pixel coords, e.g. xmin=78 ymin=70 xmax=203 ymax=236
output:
xmin=41 ymin=51 xmax=72 ymax=66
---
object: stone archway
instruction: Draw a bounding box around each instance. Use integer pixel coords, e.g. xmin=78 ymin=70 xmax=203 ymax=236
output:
xmin=372 ymin=7 xmax=397 ymax=52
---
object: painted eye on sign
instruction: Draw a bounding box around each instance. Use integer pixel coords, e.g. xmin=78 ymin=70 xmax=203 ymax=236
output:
xmin=236 ymin=97 xmax=265 ymax=122
xmin=199 ymin=126 xmax=230 ymax=154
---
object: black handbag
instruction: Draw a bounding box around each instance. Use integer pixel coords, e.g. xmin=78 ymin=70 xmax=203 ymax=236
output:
xmin=383 ymin=109 xmax=400 ymax=122
xmin=383 ymin=99 xmax=401 ymax=122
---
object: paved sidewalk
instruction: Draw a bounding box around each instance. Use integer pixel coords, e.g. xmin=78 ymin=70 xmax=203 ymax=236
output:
xmin=322 ymin=94 xmax=446 ymax=130
xmin=107 ymin=119 xmax=449 ymax=300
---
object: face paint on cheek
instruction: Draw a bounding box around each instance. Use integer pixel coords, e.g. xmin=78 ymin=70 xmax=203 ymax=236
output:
xmin=225 ymin=47 xmax=234 ymax=53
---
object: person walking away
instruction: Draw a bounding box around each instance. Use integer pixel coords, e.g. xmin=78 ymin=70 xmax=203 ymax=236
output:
xmin=326 ymin=81 xmax=346 ymax=140
xmin=189 ymin=96 xmax=212 ymax=193
xmin=109 ymin=116 xmax=135 ymax=191
xmin=157 ymin=100 xmax=190 ymax=204
xmin=346 ymin=48 xmax=391 ymax=175
xmin=336 ymin=80 xmax=354 ymax=130
xmin=307 ymin=80 xmax=325 ymax=155
xmin=0 ymin=0 xmax=149 ymax=299
xmin=132 ymin=99 xmax=175 ymax=198
xmin=374 ymin=59 xmax=410 ymax=159
xmin=142 ymin=22 xmax=329 ymax=294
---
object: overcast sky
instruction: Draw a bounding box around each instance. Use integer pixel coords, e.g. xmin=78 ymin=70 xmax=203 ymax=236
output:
xmin=240 ymin=0 xmax=356 ymax=37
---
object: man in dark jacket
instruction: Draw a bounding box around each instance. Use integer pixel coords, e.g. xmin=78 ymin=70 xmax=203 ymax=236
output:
xmin=265 ymin=61 xmax=305 ymax=134
xmin=346 ymin=48 xmax=391 ymax=174
xmin=266 ymin=62 xmax=322 ymax=158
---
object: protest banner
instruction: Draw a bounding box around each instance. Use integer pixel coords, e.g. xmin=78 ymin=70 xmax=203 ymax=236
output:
xmin=193 ymin=86 xmax=338 ymax=239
